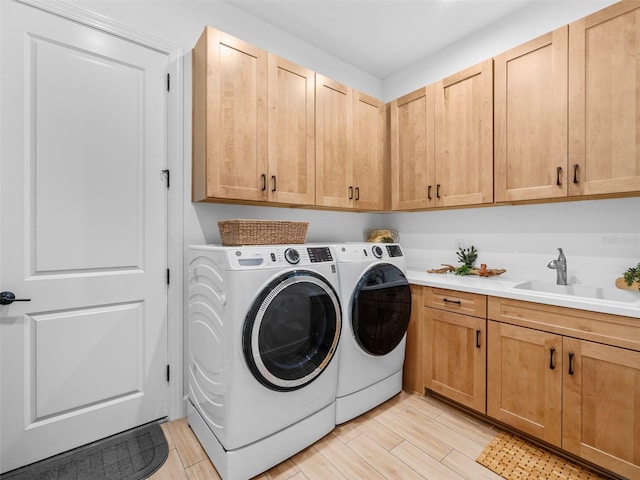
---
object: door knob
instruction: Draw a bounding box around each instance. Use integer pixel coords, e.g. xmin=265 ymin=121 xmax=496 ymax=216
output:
xmin=0 ymin=291 xmax=31 ymax=305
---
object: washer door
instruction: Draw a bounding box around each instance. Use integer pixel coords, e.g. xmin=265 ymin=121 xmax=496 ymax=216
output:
xmin=352 ymin=263 xmax=411 ymax=356
xmin=243 ymin=270 xmax=341 ymax=391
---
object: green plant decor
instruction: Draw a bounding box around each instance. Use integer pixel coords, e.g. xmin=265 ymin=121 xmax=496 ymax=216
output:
xmin=623 ymin=262 xmax=640 ymax=290
xmin=455 ymin=246 xmax=478 ymax=275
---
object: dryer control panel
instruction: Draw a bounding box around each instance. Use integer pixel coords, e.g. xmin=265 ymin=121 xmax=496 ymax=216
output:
xmin=333 ymin=243 xmax=404 ymax=262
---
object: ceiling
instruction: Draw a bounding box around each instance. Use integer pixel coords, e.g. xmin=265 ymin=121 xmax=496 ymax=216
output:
xmin=225 ymin=0 xmax=533 ymax=79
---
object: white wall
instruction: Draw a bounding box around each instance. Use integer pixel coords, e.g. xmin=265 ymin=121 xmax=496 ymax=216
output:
xmin=383 ymin=0 xmax=617 ymax=101
xmin=385 ymin=197 xmax=640 ymax=288
xmin=67 ymin=0 xmax=382 ymax=98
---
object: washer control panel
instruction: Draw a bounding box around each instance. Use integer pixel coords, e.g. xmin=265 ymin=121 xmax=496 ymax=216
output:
xmin=223 ymin=245 xmax=336 ymax=269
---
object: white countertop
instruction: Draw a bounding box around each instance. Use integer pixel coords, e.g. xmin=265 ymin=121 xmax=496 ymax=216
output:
xmin=407 ymin=269 xmax=640 ymax=319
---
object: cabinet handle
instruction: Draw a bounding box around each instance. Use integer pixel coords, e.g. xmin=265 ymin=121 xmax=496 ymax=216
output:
xmin=442 ymin=298 xmax=461 ymax=305
xmin=573 ymin=164 xmax=579 ymax=184
xmin=436 ymin=184 xmax=441 ymax=199
xmin=427 ymin=185 xmax=432 ymax=200
xmin=271 ymin=175 xmax=277 ymax=192
xmin=475 ymin=330 xmax=481 ymax=348
xmin=568 ymin=352 xmax=575 ymax=375
xmin=348 ymin=186 xmax=354 ymax=200
xmin=549 ymin=347 xmax=556 ymax=370
xmin=556 ymin=166 xmax=562 ymax=186
xmin=261 ymin=174 xmax=266 ymax=191
xmin=355 ymin=187 xmax=360 ymax=201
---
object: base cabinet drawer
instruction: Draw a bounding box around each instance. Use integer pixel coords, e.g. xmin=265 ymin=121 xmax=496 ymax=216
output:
xmin=424 ymin=287 xmax=487 ymax=318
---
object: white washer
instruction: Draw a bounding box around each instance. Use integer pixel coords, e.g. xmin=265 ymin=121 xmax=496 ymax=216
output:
xmin=331 ymin=242 xmax=412 ymax=424
xmin=187 ymin=244 xmax=341 ymax=480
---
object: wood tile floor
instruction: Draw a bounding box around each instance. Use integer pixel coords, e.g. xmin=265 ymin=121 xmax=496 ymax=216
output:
xmin=150 ymin=391 xmax=504 ymax=480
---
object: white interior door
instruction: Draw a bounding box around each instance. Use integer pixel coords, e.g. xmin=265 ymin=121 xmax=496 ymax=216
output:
xmin=0 ymin=1 xmax=169 ymax=473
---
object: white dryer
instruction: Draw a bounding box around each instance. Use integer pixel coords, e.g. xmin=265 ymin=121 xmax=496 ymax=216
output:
xmin=331 ymin=243 xmax=411 ymax=424
xmin=187 ymin=245 xmax=341 ymax=480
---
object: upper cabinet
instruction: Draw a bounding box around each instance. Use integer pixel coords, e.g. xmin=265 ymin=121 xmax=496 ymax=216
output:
xmin=192 ymin=27 xmax=268 ymax=202
xmin=495 ymin=1 xmax=640 ymax=203
xmin=193 ymin=26 xmax=385 ymax=211
xmin=315 ymin=75 xmax=353 ymax=209
xmin=267 ymin=54 xmax=316 ymax=205
xmin=194 ymin=1 xmax=640 ymax=212
xmin=193 ymin=27 xmax=316 ymax=205
xmin=390 ymin=85 xmax=435 ymax=210
xmin=435 ymin=59 xmax=493 ymax=207
xmin=353 ymin=91 xmax=387 ymax=210
xmin=494 ymin=27 xmax=569 ymax=202
xmin=568 ymin=1 xmax=640 ymax=196
xmin=390 ymin=60 xmax=493 ymax=210
xmin=315 ymin=77 xmax=387 ymax=210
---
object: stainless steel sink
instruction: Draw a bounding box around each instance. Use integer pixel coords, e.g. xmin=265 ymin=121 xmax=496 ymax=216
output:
xmin=512 ymin=280 xmax=640 ymax=303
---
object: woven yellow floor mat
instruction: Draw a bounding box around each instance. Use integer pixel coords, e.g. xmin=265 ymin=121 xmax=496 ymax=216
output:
xmin=476 ymin=432 xmax=608 ymax=480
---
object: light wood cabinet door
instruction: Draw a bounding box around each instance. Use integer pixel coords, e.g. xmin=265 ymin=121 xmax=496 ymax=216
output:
xmin=267 ymin=54 xmax=315 ymax=205
xmin=424 ymin=308 xmax=486 ymax=413
xmin=315 ymin=74 xmax=353 ymax=208
xmin=353 ymin=91 xmax=386 ymax=210
xmin=569 ymin=2 xmax=640 ymax=196
xmin=402 ymin=285 xmax=423 ymax=394
xmin=487 ymin=321 xmax=562 ymax=446
xmin=192 ymin=26 xmax=268 ymax=202
xmin=390 ymin=85 xmax=435 ymax=210
xmin=435 ymin=59 xmax=493 ymax=207
xmin=562 ymin=338 xmax=640 ymax=479
xmin=494 ymin=27 xmax=568 ymax=202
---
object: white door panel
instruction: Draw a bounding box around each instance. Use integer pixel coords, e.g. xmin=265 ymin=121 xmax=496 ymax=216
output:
xmin=34 ymin=36 xmax=143 ymax=273
xmin=1 ymin=1 xmax=169 ymax=473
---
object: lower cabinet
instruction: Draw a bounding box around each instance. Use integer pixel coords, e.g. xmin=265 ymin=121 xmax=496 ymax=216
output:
xmin=562 ymin=338 xmax=640 ymax=480
xmin=488 ymin=297 xmax=640 ymax=479
xmin=422 ymin=288 xmax=487 ymax=413
xmin=407 ymin=284 xmax=640 ymax=479
xmin=425 ymin=308 xmax=486 ymax=413
xmin=487 ymin=321 xmax=562 ymax=446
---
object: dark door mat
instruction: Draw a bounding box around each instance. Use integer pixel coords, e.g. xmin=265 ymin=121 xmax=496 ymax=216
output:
xmin=0 ymin=421 xmax=168 ymax=480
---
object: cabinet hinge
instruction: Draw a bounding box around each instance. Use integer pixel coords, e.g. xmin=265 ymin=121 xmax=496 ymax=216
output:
xmin=166 ymin=364 xmax=170 ymax=382
xmin=162 ymin=169 xmax=170 ymax=188
xmin=166 ymin=73 xmax=170 ymax=92
xmin=166 ymin=268 xmax=170 ymax=285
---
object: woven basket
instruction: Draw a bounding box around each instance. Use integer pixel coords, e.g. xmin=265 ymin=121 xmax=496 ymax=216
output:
xmin=218 ymin=219 xmax=308 ymax=246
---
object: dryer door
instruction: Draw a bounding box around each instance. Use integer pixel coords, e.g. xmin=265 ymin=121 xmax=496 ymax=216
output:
xmin=243 ymin=270 xmax=341 ymax=391
xmin=352 ymin=264 xmax=411 ymax=356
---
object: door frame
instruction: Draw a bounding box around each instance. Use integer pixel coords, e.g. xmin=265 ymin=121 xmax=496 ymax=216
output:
xmin=2 ymin=0 xmax=185 ymax=421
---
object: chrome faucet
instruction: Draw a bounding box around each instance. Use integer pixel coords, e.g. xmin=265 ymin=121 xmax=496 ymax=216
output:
xmin=547 ymin=248 xmax=567 ymax=285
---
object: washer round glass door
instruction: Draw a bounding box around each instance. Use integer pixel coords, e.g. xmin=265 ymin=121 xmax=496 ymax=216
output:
xmin=352 ymin=263 xmax=411 ymax=356
xmin=243 ymin=270 xmax=341 ymax=391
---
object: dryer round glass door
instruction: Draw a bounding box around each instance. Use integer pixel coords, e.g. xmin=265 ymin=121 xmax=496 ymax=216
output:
xmin=243 ymin=271 xmax=341 ymax=391
xmin=352 ymin=263 xmax=411 ymax=356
